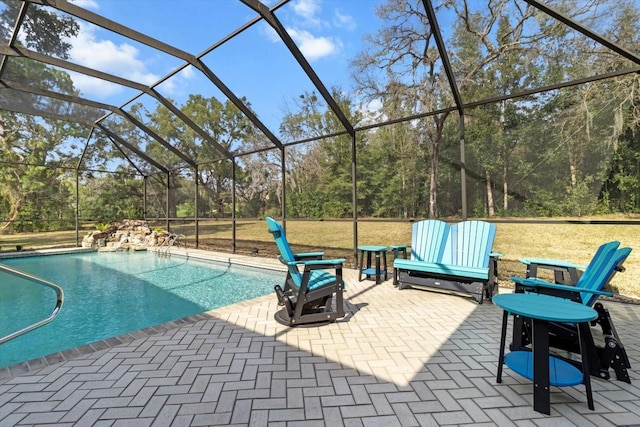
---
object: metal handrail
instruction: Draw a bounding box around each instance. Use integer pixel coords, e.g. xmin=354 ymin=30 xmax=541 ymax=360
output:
xmin=0 ymin=264 xmax=64 ymax=345
xmin=157 ymin=233 xmax=186 ymax=257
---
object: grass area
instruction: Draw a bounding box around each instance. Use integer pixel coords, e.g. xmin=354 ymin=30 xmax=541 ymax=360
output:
xmin=2 ymin=218 xmax=639 ymax=299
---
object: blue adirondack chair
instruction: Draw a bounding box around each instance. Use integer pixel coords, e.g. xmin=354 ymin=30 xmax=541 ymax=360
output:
xmin=510 ymin=242 xmax=632 ymax=383
xmin=410 ymin=219 xmax=450 ymax=262
xmin=265 ymin=217 xmax=346 ymax=326
xmin=394 ymin=220 xmax=499 ymax=303
xmin=393 ymin=219 xmax=449 ymax=286
xmin=518 ymin=240 xmax=620 ymax=288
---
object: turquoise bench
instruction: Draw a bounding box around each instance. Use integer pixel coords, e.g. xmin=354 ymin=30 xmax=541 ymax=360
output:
xmin=393 ymin=219 xmax=499 ymax=304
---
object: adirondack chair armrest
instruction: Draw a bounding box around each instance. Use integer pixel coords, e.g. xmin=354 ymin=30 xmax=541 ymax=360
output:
xmin=280 ymin=257 xmax=345 ymax=268
xmin=511 ymin=276 xmax=614 ymax=298
xmin=490 ymin=251 xmax=503 ymax=258
xmin=299 ymin=258 xmax=346 ymax=268
xmin=519 ymin=258 xmax=586 ymax=270
xmin=293 ymin=251 xmax=325 ymax=260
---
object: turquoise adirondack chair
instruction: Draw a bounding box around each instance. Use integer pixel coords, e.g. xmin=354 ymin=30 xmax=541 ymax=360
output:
xmin=265 ymin=217 xmax=345 ymax=326
xmin=441 ymin=221 xmax=496 ymax=268
xmin=410 ymin=219 xmax=449 ymax=262
xmin=510 ymin=242 xmax=632 ymax=383
xmin=518 ymin=240 xmax=620 ymax=294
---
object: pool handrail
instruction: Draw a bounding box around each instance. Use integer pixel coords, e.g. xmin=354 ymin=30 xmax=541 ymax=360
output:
xmin=0 ymin=263 xmax=64 ymax=345
xmin=157 ymin=233 xmax=186 ymax=257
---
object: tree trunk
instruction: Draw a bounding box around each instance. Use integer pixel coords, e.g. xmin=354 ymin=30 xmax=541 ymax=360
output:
xmin=429 ymin=140 xmax=439 ymax=218
xmin=503 ymin=155 xmax=509 ymax=212
xmin=428 ymin=114 xmax=447 ymax=219
xmin=485 ymin=169 xmax=495 ymax=217
xmin=0 ymin=197 xmax=21 ymax=234
xmin=569 ymin=151 xmax=578 ymax=188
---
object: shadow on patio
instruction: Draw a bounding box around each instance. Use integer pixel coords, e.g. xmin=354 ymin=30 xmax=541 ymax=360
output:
xmin=0 ymin=265 xmax=639 ymax=426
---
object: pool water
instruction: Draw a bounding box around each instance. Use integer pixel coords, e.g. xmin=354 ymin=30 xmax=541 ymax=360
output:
xmin=0 ymin=251 xmax=284 ymax=368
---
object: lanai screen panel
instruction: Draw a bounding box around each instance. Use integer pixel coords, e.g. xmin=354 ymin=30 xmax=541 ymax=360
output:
xmin=72 ymin=0 xmax=261 ymax=55
xmin=233 ymin=149 xmax=281 ymax=218
xmin=200 ymin=3 xmax=345 ymax=144
xmin=145 ymin=172 xmax=169 ymax=219
xmin=0 ymin=1 xmax=20 ymax=44
xmin=104 ymin=99 xmax=194 ymax=172
xmin=88 ymin=122 xmax=163 ymax=176
xmin=77 ymin=169 xmax=144 ymax=222
xmin=79 ymin=127 xmax=121 ymax=171
xmin=17 ymin=2 xmax=186 ymax=79
xmin=462 ymin=79 xmax=633 ymax=216
xmin=2 ymin=0 xmax=640 ymax=228
xmin=438 ymin=0 xmax=640 ymax=105
xmin=152 ymin=65 xmax=271 ymax=162
xmin=0 ymin=83 xmax=106 ymax=123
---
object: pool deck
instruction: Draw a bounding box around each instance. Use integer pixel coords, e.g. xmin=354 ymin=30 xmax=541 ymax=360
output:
xmin=1 ymin=249 xmax=640 ymax=426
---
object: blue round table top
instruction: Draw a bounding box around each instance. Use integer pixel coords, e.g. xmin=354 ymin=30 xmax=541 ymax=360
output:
xmin=493 ymin=293 xmax=597 ymax=323
xmin=358 ymin=245 xmax=388 ymax=252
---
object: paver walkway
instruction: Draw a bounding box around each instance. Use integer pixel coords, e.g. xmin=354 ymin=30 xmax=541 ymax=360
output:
xmin=1 ymin=252 xmax=639 ymax=426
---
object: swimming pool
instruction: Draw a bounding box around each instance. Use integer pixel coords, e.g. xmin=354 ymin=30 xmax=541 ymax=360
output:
xmin=0 ymin=251 xmax=284 ymax=369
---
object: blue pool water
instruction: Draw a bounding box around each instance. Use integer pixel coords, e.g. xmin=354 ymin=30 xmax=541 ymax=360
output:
xmin=0 ymin=251 xmax=284 ymax=368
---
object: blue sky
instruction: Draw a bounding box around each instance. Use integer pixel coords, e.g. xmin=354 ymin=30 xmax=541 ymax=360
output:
xmin=63 ymin=0 xmax=385 ymax=133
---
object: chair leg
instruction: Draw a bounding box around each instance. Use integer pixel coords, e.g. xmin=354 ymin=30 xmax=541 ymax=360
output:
xmin=601 ymin=336 xmax=631 ymax=383
xmin=593 ymin=302 xmax=632 ymax=383
xmin=274 ymin=285 xmax=294 ymax=317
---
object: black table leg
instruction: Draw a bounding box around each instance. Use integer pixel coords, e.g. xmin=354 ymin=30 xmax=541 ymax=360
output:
xmin=532 ymin=319 xmax=551 ymax=415
xmin=578 ymin=322 xmax=595 ymax=410
xmin=497 ymin=310 xmax=509 ymax=383
xmin=383 ymin=250 xmax=388 ymax=281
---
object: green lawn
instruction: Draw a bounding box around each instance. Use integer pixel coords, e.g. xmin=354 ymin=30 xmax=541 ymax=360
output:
xmin=2 ymin=217 xmax=639 ymax=299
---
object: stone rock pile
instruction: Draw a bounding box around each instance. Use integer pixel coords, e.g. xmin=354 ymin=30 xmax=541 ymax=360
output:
xmin=82 ymin=219 xmax=169 ymax=251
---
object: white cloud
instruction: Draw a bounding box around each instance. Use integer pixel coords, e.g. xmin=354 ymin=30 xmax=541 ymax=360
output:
xmin=261 ymin=21 xmax=281 ymax=43
xmin=287 ymin=28 xmax=339 ymax=61
xmin=67 ymin=71 xmax=123 ymax=98
xmin=66 ymin=23 xmax=160 ymax=98
xmin=356 ymin=98 xmax=385 ymax=127
xmin=366 ymin=98 xmax=383 ymax=113
xmin=292 ymin=0 xmax=321 ymax=21
xmin=180 ymin=65 xmax=195 ymax=80
xmin=333 ymin=9 xmax=356 ymax=31
xmin=261 ymin=0 xmax=345 ymax=62
xmin=154 ymin=65 xmax=197 ymax=98
xmin=69 ymin=0 xmax=100 ymax=10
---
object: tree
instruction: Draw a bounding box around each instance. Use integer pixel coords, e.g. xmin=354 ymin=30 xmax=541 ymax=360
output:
xmin=353 ymin=0 xmax=452 ymax=218
xmin=0 ymin=2 xmax=80 ymax=231
xmin=142 ymin=95 xmax=257 ymax=218
xmin=280 ymin=90 xmax=362 ymax=218
xmin=352 ymin=0 xmax=640 ymax=218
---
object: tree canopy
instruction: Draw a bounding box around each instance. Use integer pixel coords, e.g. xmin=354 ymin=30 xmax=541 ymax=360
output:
xmin=2 ymin=0 xmax=640 ymax=234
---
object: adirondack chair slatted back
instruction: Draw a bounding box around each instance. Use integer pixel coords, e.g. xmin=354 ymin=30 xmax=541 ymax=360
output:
xmin=574 ymin=241 xmax=619 ymax=296
xmin=265 ymin=217 xmax=302 ymax=288
xmin=440 ymin=221 xmax=496 ymax=268
xmin=580 ymin=245 xmax=631 ymax=306
xmin=411 ymin=220 xmax=449 ymax=262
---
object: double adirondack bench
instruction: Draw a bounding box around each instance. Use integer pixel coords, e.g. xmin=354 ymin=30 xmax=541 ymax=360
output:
xmin=393 ymin=219 xmax=499 ymax=304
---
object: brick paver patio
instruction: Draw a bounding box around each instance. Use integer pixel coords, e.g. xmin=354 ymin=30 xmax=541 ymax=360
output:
xmin=1 ymin=251 xmax=639 ymax=426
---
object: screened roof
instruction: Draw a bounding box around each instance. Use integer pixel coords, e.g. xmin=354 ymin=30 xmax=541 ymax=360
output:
xmin=2 ymin=0 xmax=640 ymax=176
